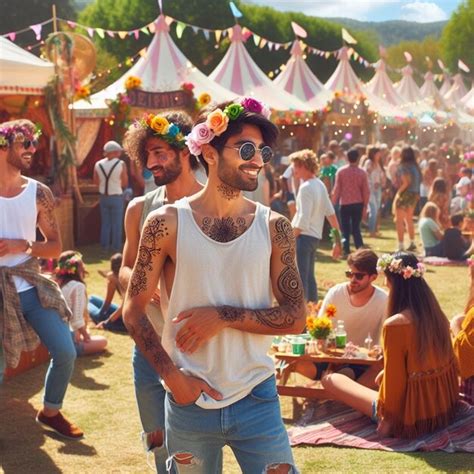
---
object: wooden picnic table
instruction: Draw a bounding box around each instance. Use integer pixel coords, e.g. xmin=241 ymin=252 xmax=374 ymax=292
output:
xmin=274 ymin=348 xmax=380 ymax=400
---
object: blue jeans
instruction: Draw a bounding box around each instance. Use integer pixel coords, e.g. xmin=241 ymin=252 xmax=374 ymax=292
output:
xmin=88 ymin=295 xmax=126 ymax=332
xmin=296 ymin=235 xmax=319 ymax=302
xmin=368 ymin=188 xmax=382 ymax=233
xmin=133 ymin=345 xmax=170 ymax=473
xmin=19 ymin=288 xmax=76 ymax=410
xmin=165 ymin=376 xmax=297 ymax=473
xmin=99 ymin=194 xmax=124 ymax=252
xmin=425 ymin=242 xmax=444 ymax=257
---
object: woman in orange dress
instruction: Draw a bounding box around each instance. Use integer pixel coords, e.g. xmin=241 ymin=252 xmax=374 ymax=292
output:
xmin=322 ymin=252 xmax=459 ymax=438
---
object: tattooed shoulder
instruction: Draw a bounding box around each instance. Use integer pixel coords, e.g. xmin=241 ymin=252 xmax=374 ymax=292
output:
xmin=36 ymin=183 xmax=58 ymax=232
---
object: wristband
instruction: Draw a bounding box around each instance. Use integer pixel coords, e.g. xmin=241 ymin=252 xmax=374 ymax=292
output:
xmin=330 ymin=228 xmax=342 ymax=245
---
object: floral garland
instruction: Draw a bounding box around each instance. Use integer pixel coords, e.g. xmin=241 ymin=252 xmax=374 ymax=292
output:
xmin=376 ymin=254 xmax=425 ymax=279
xmin=55 ymin=252 xmax=83 ymax=277
xmin=185 ymin=97 xmax=270 ymax=156
xmin=125 ymin=76 xmax=142 ymax=91
xmin=0 ymin=123 xmax=42 ymax=148
xmin=134 ymin=113 xmax=186 ymax=149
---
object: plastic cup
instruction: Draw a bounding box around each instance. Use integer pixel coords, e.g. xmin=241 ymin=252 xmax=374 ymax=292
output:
xmin=292 ymin=337 xmax=306 ymax=355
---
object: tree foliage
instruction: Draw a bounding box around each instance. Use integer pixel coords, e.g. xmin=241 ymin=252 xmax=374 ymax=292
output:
xmin=441 ymin=0 xmax=474 ymax=73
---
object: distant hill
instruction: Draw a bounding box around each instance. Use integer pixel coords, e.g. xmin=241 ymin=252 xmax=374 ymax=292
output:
xmin=330 ymin=18 xmax=447 ymax=45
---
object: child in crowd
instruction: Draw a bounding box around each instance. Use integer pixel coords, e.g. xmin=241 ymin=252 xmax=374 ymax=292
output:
xmin=55 ymin=251 xmax=108 ymax=356
xmin=88 ymin=253 xmax=127 ymax=332
xmin=321 ymin=252 xmax=458 ymax=439
xmin=418 ymin=202 xmax=443 ymax=256
xmin=443 ymin=214 xmax=472 ymax=261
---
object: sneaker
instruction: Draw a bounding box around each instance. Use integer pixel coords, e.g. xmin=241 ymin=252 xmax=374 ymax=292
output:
xmin=406 ymin=243 xmax=417 ymax=252
xmin=36 ymin=410 xmax=84 ymax=439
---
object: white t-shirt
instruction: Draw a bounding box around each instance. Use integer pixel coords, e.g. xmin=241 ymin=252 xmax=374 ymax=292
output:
xmin=318 ymin=282 xmax=388 ymax=346
xmin=292 ymin=177 xmax=335 ymax=239
xmin=94 ymin=158 xmax=124 ymax=195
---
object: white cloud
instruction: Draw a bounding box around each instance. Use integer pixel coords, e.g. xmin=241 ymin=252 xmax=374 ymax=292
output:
xmin=400 ymin=2 xmax=448 ymax=22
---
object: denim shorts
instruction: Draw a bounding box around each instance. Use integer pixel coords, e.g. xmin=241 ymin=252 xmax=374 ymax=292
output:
xmin=165 ymin=376 xmax=298 ymax=473
xmin=313 ymin=363 xmax=368 ymax=380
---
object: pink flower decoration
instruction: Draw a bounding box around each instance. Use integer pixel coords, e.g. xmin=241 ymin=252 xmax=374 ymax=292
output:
xmin=241 ymin=97 xmax=263 ymax=114
xmin=403 ymin=266 xmax=414 ymax=279
xmin=192 ymin=123 xmax=215 ymax=145
xmin=185 ymin=136 xmax=202 ymax=157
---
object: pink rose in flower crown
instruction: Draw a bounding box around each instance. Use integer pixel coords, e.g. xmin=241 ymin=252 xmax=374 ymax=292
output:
xmin=206 ymin=109 xmax=229 ymax=136
xmin=403 ymin=266 xmax=414 ymax=279
xmin=192 ymin=123 xmax=215 ymax=145
xmin=241 ymin=97 xmax=264 ymax=115
xmin=185 ymin=136 xmax=203 ymax=157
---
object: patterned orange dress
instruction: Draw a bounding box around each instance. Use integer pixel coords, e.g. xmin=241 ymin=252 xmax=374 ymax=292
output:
xmin=377 ymin=322 xmax=459 ymax=439
xmin=453 ymin=308 xmax=474 ymax=404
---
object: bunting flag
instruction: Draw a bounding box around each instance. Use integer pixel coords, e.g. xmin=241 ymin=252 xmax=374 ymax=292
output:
xmin=229 ymin=1 xmax=243 ymax=18
xmin=30 ymin=24 xmax=42 ymax=40
xmin=67 ymin=21 xmax=76 ymax=29
xmin=215 ymin=29 xmax=222 ymax=42
xmin=133 ymin=29 xmax=139 ymax=39
xmin=404 ymin=51 xmax=413 ymax=63
xmin=107 ymin=30 xmax=115 ymax=38
xmin=118 ymin=31 xmax=128 ymax=39
xmin=87 ymin=27 xmax=94 ymax=38
xmin=203 ymin=29 xmax=210 ymax=40
xmin=7 ymin=32 xmax=16 ymax=41
xmin=260 ymin=38 xmax=267 ymax=48
xmin=291 ymin=21 xmax=307 ymax=38
xmin=176 ymin=21 xmax=186 ymax=38
xmin=140 ymin=26 xmax=150 ymax=35
xmin=458 ymin=59 xmax=470 ymax=73
xmin=148 ymin=22 xmax=156 ymax=33
xmin=438 ymin=59 xmax=446 ymax=71
xmin=96 ymin=28 xmax=105 ymax=39
xmin=342 ymin=28 xmax=357 ymax=44
xmin=253 ymin=34 xmax=261 ymax=46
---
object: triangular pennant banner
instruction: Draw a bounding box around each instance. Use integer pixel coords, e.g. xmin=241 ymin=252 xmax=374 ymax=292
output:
xmin=7 ymin=32 xmax=16 ymax=41
xmin=192 ymin=25 xmax=199 ymax=34
xmin=275 ymin=44 xmax=281 ymax=51
xmin=165 ymin=16 xmax=174 ymax=26
xmin=140 ymin=26 xmax=150 ymax=35
xmin=291 ymin=21 xmax=307 ymax=38
xmin=67 ymin=21 xmax=76 ymax=29
xmin=87 ymin=27 xmax=94 ymax=38
xmin=133 ymin=29 xmax=140 ymax=40
xmin=96 ymin=28 xmax=105 ymax=39
xmin=253 ymin=34 xmax=261 ymax=46
xmin=260 ymin=38 xmax=267 ymax=48
xmin=107 ymin=30 xmax=115 ymax=38
xmin=30 ymin=24 xmax=42 ymax=40
xmin=139 ymin=47 xmax=147 ymax=57
xmin=458 ymin=59 xmax=470 ymax=73
xmin=203 ymin=29 xmax=210 ymax=40
xmin=268 ymin=42 xmax=274 ymax=51
xmin=148 ymin=22 xmax=156 ymax=33
xmin=118 ymin=31 xmax=128 ymax=39
xmin=215 ymin=30 xmax=222 ymax=42
xmin=342 ymin=28 xmax=357 ymax=44
xmin=404 ymin=51 xmax=413 ymax=63
xmin=229 ymin=1 xmax=243 ymax=18
xmin=325 ymin=51 xmax=331 ymax=59
xmin=176 ymin=22 xmax=186 ymax=39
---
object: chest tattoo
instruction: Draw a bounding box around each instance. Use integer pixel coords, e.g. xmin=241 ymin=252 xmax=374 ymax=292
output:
xmin=200 ymin=216 xmax=248 ymax=242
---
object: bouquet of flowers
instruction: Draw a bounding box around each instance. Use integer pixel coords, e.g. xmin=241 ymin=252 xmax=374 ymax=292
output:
xmin=306 ymin=303 xmax=337 ymax=339
xmin=125 ymin=76 xmax=142 ymax=91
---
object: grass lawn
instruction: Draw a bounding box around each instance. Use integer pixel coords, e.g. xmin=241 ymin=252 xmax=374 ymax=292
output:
xmin=0 ymin=219 xmax=471 ymax=473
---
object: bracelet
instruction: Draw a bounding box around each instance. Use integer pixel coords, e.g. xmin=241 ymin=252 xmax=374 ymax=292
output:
xmin=330 ymin=228 xmax=342 ymax=245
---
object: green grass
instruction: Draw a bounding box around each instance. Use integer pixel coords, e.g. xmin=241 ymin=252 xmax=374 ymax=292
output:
xmin=0 ymin=219 xmax=471 ymax=473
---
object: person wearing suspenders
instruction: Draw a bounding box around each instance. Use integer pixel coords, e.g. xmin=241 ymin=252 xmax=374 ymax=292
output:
xmin=120 ymin=111 xmax=203 ymax=473
xmin=123 ymin=99 xmax=306 ymax=473
xmin=93 ymin=141 xmax=128 ymax=252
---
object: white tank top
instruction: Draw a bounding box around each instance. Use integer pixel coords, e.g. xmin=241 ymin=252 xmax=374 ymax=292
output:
xmin=0 ymin=178 xmax=37 ymax=292
xmin=161 ymin=197 xmax=275 ymax=409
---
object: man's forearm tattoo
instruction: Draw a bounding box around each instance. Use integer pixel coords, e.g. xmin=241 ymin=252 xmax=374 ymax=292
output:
xmin=129 ymin=217 xmax=168 ymax=297
xmin=201 ymin=216 xmax=247 ymax=242
xmin=217 ymin=305 xmax=245 ymax=322
xmin=129 ymin=314 xmax=173 ymax=377
xmin=217 ymin=183 xmax=239 ymax=201
xmin=36 ymin=185 xmax=58 ymax=232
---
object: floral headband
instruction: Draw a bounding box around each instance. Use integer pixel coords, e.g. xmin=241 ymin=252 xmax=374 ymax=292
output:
xmin=135 ymin=114 xmax=186 ymax=149
xmin=0 ymin=123 xmax=42 ymax=148
xmin=185 ymin=97 xmax=271 ymax=157
xmin=376 ymin=254 xmax=425 ymax=279
xmin=55 ymin=253 xmax=83 ymax=277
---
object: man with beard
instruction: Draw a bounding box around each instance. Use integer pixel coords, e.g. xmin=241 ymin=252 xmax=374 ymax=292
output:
xmin=292 ymin=249 xmax=387 ymax=387
xmin=120 ymin=111 xmax=202 ymax=472
xmin=0 ymin=119 xmax=82 ymax=438
xmin=123 ymin=99 xmax=306 ymax=473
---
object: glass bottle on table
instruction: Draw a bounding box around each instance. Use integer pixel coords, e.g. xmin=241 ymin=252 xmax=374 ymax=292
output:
xmin=364 ymin=333 xmax=373 ymax=350
xmin=335 ymin=320 xmax=347 ymax=349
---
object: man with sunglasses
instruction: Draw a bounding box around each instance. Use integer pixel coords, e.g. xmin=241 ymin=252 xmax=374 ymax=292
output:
xmin=293 ymin=249 xmax=387 ymax=386
xmin=123 ymin=98 xmax=305 ymax=473
xmin=0 ymin=119 xmax=83 ymax=439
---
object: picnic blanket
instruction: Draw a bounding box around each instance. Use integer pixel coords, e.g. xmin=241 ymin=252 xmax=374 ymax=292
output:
xmin=288 ymin=400 xmax=474 ymax=452
xmin=422 ymin=256 xmax=468 ymax=266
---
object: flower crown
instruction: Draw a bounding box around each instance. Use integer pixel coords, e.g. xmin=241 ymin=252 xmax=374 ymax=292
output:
xmin=185 ymin=97 xmax=271 ymax=156
xmin=0 ymin=123 xmax=42 ymax=148
xmin=55 ymin=253 xmax=83 ymax=277
xmin=376 ymin=254 xmax=425 ymax=279
xmin=135 ymin=114 xmax=186 ymax=149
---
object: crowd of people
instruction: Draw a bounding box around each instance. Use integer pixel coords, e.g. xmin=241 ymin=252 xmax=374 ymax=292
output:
xmin=0 ymin=102 xmax=473 ymax=473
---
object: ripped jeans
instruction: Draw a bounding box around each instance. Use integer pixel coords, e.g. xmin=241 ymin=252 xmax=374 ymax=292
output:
xmin=165 ymin=376 xmax=298 ymax=473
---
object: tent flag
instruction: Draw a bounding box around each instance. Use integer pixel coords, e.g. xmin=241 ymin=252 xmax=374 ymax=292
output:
xmin=107 ymin=30 xmax=115 ymax=38
xmin=87 ymin=27 xmax=94 ymax=38
xmin=203 ymin=29 xmax=210 ymax=40
xmin=140 ymin=26 xmax=150 ymax=36
xmin=291 ymin=21 xmax=307 ymax=38
xmin=96 ymin=28 xmax=105 ymax=39
xmin=253 ymin=34 xmax=261 ymax=46
xmin=404 ymin=51 xmax=413 ymax=63
xmin=30 ymin=24 xmax=42 ymax=40
xmin=438 ymin=59 xmax=446 ymax=71
xmin=215 ymin=29 xmax=222 ymax=42
xmin=118 ymin=31 xmax=128 ymax=39
xmin=176 ymin=22 xmax=186 ymax=39
xmin=458 ymin=59 xmax=470 ymax=73
xmin=229 ymin=1 xmax=243 ymax=18
xmin=342 ymin=28 xmax=357 ymax=44
xmin=7 ymin=32 xmax=16 ymax=41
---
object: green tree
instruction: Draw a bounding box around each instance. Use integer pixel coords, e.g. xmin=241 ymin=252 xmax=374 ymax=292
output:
xmin=441 ymin=0 xmax=474 ymax=73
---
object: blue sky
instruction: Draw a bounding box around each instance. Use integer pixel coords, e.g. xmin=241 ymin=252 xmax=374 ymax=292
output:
xmin=244 ymin=1 xmax=462 ymax=22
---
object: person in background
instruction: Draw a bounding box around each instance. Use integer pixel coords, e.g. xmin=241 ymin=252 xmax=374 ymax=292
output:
xmin=418 ymin=202 xmax=443 ymax=257
xmin=428 ymin=177 xmax=451 ymax=230
xmin=322 ymin=252 xmax=458 ymax=439
xmin=364 ymin=146 xmax=386 ymax=237
xmin=280 ymin=161 xmax=298 ymax=219
xmin=55 ymin=251 xmax=108 ymax=356
xmin=420 ymin=158 xmax=438 ymax=211
xmin=393 ymin=146 xmax=421 ymax=252
xmin=88 ymin=253 xmax=127 ymax=332
xmin=450 ymin=169 xmax=472 ymax=215
xmin=443 ymin=214 xmax=472 ymax=261
xmin=332 ymin=147 xmax=370 ymax=257
xmin=93 ymin=141 xmax=129 ymax=253
xmin=290 ymin=149 xmax=342 ymax=302
xmin=319 ymin=151 xmax=338 ymax=194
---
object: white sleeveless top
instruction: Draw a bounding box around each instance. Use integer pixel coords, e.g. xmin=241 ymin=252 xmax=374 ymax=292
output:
xmin=0 ymin=178 xmax=37 ymax=292
xmin=161 ymin=197 xmax=275 ymax=409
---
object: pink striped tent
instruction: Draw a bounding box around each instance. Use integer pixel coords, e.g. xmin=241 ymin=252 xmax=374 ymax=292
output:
xmin=444 ymin=73 xmax=469 ymax=107
xmin=209 ymin=25 xmax=312 ymax=111
xmin=365 ymin=59 xmax=403 ymax=106
xmin=420 ymin=71 xmax=448 ymax=110
xmin=74 ymin=15 xmax=233 ymax=115
xmin=324 ymin=47 xmax=363 ymax=98
xmin=395 ymin=64 xmax=422 ymax=104
xmin=273 ymin=40 xmax=331 ymax=109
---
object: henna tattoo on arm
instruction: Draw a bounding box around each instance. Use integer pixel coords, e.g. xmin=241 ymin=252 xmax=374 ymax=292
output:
xmin=217 ymin=306 xmax=245 ymax=322
xmin=36 ymin=184 xmax=59 ymax=233
xmin=200 ymin=216 xmax=247 ymax=242
xmin=217 ymin=183 xmax=240 ymax=201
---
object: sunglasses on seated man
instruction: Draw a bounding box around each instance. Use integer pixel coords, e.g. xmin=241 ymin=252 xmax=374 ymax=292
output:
xmin=345 ymin=270 xmax=369 ymax=281
xmin=223 ymin=142 xmax=274 ymax=164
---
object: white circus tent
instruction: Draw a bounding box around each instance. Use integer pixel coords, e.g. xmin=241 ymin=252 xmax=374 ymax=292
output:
xmin=365 ymin=58 xmax=403 ymax=106
xmin=273 ymin=40 xmax=331 ymax=109
xmin=209 ymin=25 xmax=312 ymax=111
xmin=444 ymin=73 xmax=469 ymax=107
xmin=324 ymin=46 xmax=363 ymax=97
xmin=420 ymin=71 xmax=448 ymax=110
xmin=74 ymin=15 xmax=234 ymax=115
xmin=0 ymin=36 xmax=54 ymax=95
xmin=439 ymin=73 xmax=452 ymax=97
xmin=395 ymin=64 xmax=422 ymax=103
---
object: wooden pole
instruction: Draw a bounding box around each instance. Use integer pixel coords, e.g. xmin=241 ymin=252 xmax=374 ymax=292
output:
xmin=52 ymin=4 xmax=58 ymax=33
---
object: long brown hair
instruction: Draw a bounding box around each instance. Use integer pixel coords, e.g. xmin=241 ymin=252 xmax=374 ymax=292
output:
xmin=385 ymin=252 xmax=452 ymax=362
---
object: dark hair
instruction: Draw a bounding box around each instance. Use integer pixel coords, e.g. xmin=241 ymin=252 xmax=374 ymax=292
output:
xmin=401 ymin=146 xmax=417 ymax=164
xmin=193 ymin=100 xmax=279 ymax=175
xmin=110 ymin=253 xmax=122 ymax=276
xmin=430 ymin=177 xmax=447 ymax=195
xmin=347 ymin=249 xmax=378 ymax=275
xmin=450 ymin=213 xmax=464 ymax=227
xmin=55 ymin=250 xmax=85 ymax=287
xmin=384 ymin=252 xmax=452 ymax=362
xmin=347 ymin=147 xmax=359 ymax=163
xmin=123 ymin=110 xmax=198 ymax=170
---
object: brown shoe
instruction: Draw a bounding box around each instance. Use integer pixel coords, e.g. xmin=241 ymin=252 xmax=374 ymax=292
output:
xmin=36 ymin=410 xmax=84 ymax=439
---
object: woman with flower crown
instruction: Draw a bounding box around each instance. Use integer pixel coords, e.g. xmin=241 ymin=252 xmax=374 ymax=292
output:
xmin=322 ymin=252 xmax=458 ymax=439
xmin=55 ymin=251 xmax=108 ymax=356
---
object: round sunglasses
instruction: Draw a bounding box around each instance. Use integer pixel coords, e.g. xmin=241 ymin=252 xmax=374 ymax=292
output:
xmin=223 ymin=142 xmax=274 ymax=164
xmin=14 ymin=139 xmax=39 ymax=149
xmin=345 ymin=270 xmax=368 ymax=281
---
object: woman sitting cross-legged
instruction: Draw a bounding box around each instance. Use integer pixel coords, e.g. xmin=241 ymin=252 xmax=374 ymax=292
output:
xmin=322 ymin=252 xmax=459 ymax=439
